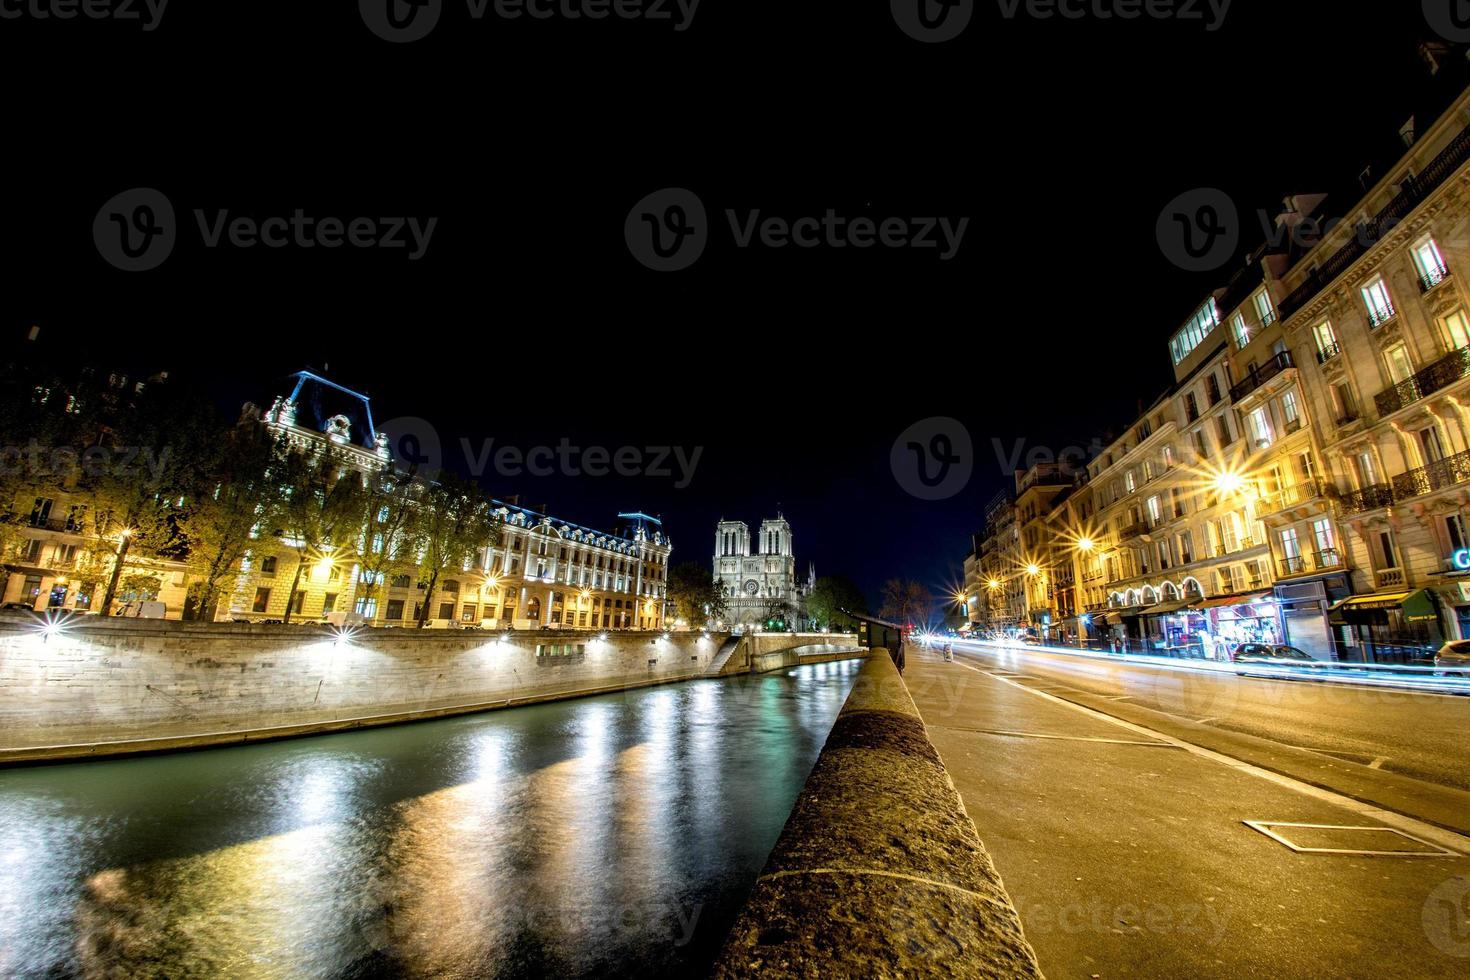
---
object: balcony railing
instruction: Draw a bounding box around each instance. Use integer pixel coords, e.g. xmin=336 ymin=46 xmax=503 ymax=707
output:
xmin=1316 ymin=341 xmax=1342 ymax=364
xmin=1263 ymin=481 xmax=1324 ymax=513
xmin=1419 ymin=263 xmax=1451 ymax=292
xmin=1391 ymin=449 xmax=1470 ymax=500
xmin=1278 ymin=548 xmax=1343 ymax=579
xmin=1340 ymin=483 xmax=1396 ymax=514
xmin=1373 ymin=346 xmax=1470 ymax=416
xmin=1279 ymin=123 xmax=1470 ymax=320
xmin=1230 ymin=350 xmax=1294 ymax=402
xmin=1366 ymin=303 xmax=1398 ymax=329
xmin=1119 ymin=521 xmax=1150 ymax=540
xmin=1376 ymin=567 xmax=1406 ymax=589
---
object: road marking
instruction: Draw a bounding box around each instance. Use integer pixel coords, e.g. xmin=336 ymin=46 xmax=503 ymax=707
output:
xmin=947 ymin=654 xmax=1470 ymax=857
xmin=1243 ymin=821 xmax=1455 ymax=857
xmin=1370 ymin=756 xmax=1388 ymax=770
xmin=938 ymin=726 xmax=1178 ymax=747
xmin=1104 ymin=695 xmax=1135 ymax=701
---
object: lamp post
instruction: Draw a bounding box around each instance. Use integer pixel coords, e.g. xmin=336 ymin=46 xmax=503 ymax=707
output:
xmin=1076 ymin=537 xmax=1096 ymax=649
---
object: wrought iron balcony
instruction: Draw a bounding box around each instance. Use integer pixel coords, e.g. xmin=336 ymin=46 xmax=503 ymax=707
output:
xmin=1376 ymin=567 xmax=1406 ymax=589
xmin=1230 ymin=350 xmax=1294 ymax=402
xmin=1279 ymin=555 xmax=1308 ymax=576
xmin=1340 ymin=483 xmax=1396 ymax=513
xmin=1391 ymin=449 xmax=1470 ymax=500
xmin=1316 ymin=342 xmax=1341 ymax=364
xmin=1279 ymin=123 xmax=1470 ymax=319
xmin=1263 ymin=481 xmax=1324 ymax=514
xmin=1315 ymin=548 xmax=1344 ymax=571
xmin=1279 ymin=548 xmax=1344 ymax=578
xmin=1419 ymin=263 xmax=1451 ymax=292
xmin=1366 ymin=303 xmax=1398 ymax=329
xmin=1373 ymin=346 xmax=1470 ymax=416
xmin=1119 ymin=521 xmax=1150 ymax=540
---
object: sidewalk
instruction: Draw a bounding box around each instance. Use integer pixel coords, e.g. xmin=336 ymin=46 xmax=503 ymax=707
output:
xmin=902 ymin=645 xmax=1470 ymax=978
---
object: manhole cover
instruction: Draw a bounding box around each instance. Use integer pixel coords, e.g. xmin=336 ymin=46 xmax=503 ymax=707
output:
xmin=1244 ymin=821 xmax=1456 ymax=857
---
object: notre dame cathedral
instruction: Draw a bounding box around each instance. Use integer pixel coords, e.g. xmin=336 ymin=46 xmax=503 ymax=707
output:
xmin=713 ymin=516 xmax=815 ymax=628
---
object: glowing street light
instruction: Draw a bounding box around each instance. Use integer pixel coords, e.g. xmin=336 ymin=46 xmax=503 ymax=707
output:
xmin=1077 ymin=537 xmax=1096 ymax=553
xmin=1026 ymin=563 xmax=1041 ymax=577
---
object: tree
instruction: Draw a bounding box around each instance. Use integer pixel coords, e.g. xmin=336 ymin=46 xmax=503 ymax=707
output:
xmin=806 ymin=575 xmax=867 ymax=630
xmin=666 ymin=561 xmax=727 ymax=629
xmin=175 ymin=426 xmax=282 ymax=621
xmin=354 ymin=466 xmax=425 ymax=623
xmin=413 ymin=472 xmax=500 ymax=629
xmin=880 ymin=579 xmax=932 ymax=629
xmin=762 ymin=597 xmax=795 ymax=629
xmin=271 ymin=447 xmax=369 ymax=624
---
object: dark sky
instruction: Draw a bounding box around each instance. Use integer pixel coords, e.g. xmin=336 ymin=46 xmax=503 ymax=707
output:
xmin=1 ymin=1 xmax=1450 ymax=608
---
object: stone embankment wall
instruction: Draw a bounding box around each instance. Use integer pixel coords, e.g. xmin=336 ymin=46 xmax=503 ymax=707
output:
xmin=0 ymin=615 xmax=862 ymax=763
xmin=713 ymin=649 xmax=1042 ymax=978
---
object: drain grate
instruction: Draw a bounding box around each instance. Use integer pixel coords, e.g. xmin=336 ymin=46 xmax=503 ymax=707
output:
xmin=1244 ymin=821 xmax=1456 ymax=857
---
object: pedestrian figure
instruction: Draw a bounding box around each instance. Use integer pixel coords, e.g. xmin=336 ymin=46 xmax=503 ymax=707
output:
xmin=943 ymin=642 xmax=954 ymax=662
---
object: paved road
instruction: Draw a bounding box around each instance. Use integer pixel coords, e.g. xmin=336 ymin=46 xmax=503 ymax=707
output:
xmin=902 ymin=645 xmax=1470 ymax=979
xmin=950 ymin=639 xmax=1470 ymax=792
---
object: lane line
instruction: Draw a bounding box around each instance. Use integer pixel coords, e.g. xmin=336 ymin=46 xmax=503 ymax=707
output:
xmin=944 ymin=652 xmax=1470 ymax=857
xmin=933 ymin=726 xmax=1178 ymax=747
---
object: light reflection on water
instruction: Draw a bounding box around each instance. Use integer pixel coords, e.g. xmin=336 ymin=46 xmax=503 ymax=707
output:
xmin=0 ymin=659 xmax=862 ymax=979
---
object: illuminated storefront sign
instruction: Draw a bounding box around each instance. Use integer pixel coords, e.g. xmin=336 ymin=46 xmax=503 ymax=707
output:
xmin=1454 ymin=549 xmax=1470 ymax=571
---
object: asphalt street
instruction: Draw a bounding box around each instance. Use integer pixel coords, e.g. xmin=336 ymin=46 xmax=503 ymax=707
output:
xmin=903 ymin=644 xmax=1470 ymax=979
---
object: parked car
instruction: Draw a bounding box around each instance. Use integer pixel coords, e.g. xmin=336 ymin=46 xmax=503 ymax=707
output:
xmin=115 ymin=601 xmax=167 ymax=619
xmin=1230 ymin=643 xmax=1310 ymax=665
xmin=2 ymin=601 xmax=37 ymax=612
xmin=1434 ymin=640 xmax=1470 ymax=678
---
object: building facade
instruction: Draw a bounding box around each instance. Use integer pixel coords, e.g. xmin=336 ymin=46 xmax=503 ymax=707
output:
xmin=713 ymin=516 xmax=812 ymax=628
xmin=226 ymin=374 xmax=673 ymax=630
xmin=970 ymin=62 xmax=1470 ymax=663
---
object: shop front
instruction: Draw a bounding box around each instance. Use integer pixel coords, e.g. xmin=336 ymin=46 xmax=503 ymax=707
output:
xmin=1191 ymin=592 xmax=1283 ymax=661
xmin=1328 ymin=589 xmax=1441 ymax=665
xmin=1140 ymin=599 xmax=1209 ymax=658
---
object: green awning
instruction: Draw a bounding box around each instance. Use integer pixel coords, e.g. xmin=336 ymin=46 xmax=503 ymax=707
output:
xmin=1328 ymin=589 xmax=1436 ymax=624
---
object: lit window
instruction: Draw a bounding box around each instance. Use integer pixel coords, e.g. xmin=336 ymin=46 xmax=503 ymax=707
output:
xmin=1231 ymin=314 xmax=1251 ymax=350
xmin=1312 ymin=321 xmax=1338 ymax=361
xmin=1412 ymin=237 xmax=1449 ymax=289
xmin=1281 ymin=390 xmax=1300 ymax=429
xmin=1247 ymin=407 xmax=1274 ymax=448
xmin=1384 ymin=344 xmax=1414 ymax=385
xmin=1362 ymin=278 xmax=1396 ymax=327
xmin=1442 ymin=309 xmax=1470 ymax=351
xmin=1254 ymin=291 xmax=1276 ymax=327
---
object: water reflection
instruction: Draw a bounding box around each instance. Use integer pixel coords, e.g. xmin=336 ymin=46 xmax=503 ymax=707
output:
xmin=0 ymin=658 xmax=863 ymax=979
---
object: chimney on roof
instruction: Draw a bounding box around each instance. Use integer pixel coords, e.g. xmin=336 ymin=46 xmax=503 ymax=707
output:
xmin=1399 ymin=117 xmax=1418 ymax=149
xmin=1419 ymin=40 xmax=1452 ymax=76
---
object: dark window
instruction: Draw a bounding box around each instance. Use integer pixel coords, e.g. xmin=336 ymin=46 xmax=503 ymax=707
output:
xmin=253 ymin=588 xmax=271 ymax=613
xmin=386 ymin=599 xmax=405 ymax=620
xmin=261 ymin=556 xmax=277 ymax=575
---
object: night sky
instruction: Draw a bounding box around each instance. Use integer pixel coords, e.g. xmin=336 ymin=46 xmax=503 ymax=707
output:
xmin=1 ymin=1 xmax=1449 ymax=606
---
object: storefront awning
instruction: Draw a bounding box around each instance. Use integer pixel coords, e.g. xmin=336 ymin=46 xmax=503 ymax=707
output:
xmin=1142 ymin=599 xmax=1195 ymax=616
xmin=1193 ymin=591 xmax=1272 ymax=611
xmin=1329 ymin=589 xmax=1437 ymax=624
xmin=1099 ymin=612 xmax=1124 ymax=626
